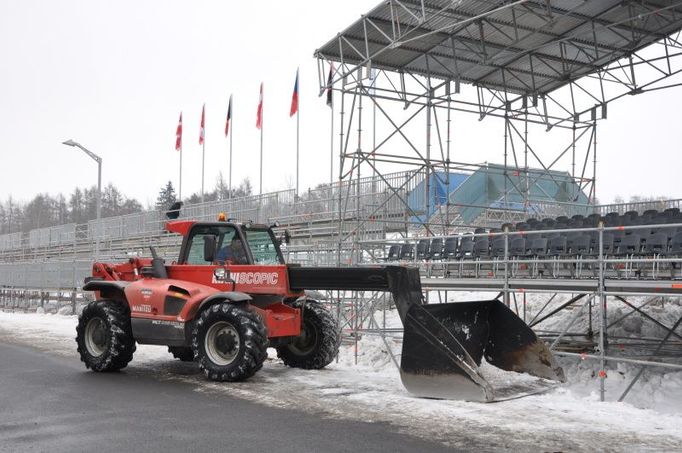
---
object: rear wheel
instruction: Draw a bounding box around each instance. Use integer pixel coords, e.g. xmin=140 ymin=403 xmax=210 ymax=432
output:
xmin=168 ymin=346 xmax=194 ymax=362
xmin=75 ymin=300 xmax=136 ymax=372
xmin=192 ymin=303 xmax=267 ymax=381
xmin=277 ymin=300 xmax=340 ymax=369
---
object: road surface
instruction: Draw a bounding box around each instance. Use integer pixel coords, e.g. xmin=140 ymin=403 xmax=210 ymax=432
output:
xmin=0 ymin=342 xmax=455 ymax=453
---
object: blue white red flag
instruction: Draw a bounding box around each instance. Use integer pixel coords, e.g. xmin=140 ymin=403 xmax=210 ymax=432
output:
xmin=289 ymin=69 xmax=299 ymax=117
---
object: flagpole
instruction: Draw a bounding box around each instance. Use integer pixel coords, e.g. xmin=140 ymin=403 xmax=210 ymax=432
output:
xmin=259 ymin=102 xmax=263 ymax=196
xmin=176 ymin=112 xmax=183 ymax=200
xmin=200 ymin=104 xmax=206 ymax=204
xmin=329 ymin=94 xmax=334 ymax=189
xmin=179 ymin=146 xmax=183 ymax=200
xmin=296 ymin=94 xmax=300 ymax=198
xmin=229 ymin=113 xmax=233 ymax=199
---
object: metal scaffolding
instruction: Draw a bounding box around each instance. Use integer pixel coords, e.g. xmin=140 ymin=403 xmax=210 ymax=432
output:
xmin=311 ymin=0 xmax=682 ymax=402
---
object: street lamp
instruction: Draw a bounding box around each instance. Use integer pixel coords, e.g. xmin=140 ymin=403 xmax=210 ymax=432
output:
xmin=62 ymin=140 xmax=102 ymax=259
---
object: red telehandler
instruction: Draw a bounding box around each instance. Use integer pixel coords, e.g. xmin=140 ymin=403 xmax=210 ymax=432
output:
xmin=77 ymin=217 xmax=564 ymax=401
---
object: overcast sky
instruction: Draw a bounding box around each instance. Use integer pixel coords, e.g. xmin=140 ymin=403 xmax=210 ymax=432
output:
xmin=1 ymin=0 xmax=681 ymax=208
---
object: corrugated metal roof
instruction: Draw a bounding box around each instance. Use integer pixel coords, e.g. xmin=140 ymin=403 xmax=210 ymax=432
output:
xmin=316 ymin=0 xmax=682 ymax=95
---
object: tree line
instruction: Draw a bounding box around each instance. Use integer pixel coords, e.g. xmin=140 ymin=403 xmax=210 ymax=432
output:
xmin=155 ymin=173 xmax=253 ymax=210
xmin=0 ymin=173 xmax=253 ymax=235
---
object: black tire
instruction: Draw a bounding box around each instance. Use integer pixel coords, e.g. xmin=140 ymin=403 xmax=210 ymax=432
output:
xmin=277 ymin=299 xmax=340 ymax=369
xmin=191 ymin=303 xmax=267 ymax=382
xmin=168 ymin=346 xmax=194 ymax=362
xmin=75 ymin=300 xmax=136 ymax=372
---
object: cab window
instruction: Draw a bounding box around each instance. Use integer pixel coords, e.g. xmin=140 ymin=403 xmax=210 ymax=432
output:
xmin=243 ymin=229 xmax=283 ymax=265
xmin=185 ymin=225 xmax=246 ymax=265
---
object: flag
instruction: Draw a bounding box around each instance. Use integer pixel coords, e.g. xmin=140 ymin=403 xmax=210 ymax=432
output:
xmin=225 ymin=95 xmax=232 ymax=137
xmin=175 ymin=113 xmax=182 ymax=151
xmin=199 ymin=104 xmax=205 ymax=145
xmin=289 ymin=69 xmax=299 ymax=117
xmin=256 ymin=83 xmax=263 ymax=129
xmin=369 ymin=68 xmax=377 ymax=95
xmin=326 ymin=64 xmax=334 ymax=108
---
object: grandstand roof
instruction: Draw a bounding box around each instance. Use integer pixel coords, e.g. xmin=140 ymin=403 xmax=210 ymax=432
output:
xmin=316 ymin=0 xmax=682 ymax=95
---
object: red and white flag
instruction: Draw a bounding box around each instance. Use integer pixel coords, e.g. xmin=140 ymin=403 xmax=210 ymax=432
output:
xmin=199 ymin=104 xmax=205 ymax=145
xmin=175 ymin=113 xmax=183 ymax=151
xmin=225 ymin=95 xmax=232 ymax=137
xmin=289 ymin=69 xmax=299 ymax=117
xmin=256 ymin=83 xmax=263 ymax=129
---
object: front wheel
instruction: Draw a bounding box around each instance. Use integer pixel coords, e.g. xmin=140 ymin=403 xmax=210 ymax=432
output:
xmin=277 ymin=300 xmax=340 ymax=369
xmin=192 ymin=303 xmax=267 ymax=382
xmin=75 ymin=300 xmax=136 ymax=372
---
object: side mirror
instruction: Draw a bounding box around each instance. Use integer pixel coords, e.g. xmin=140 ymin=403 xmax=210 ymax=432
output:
xmin=203 ymin=235 xmax=217 ymax=262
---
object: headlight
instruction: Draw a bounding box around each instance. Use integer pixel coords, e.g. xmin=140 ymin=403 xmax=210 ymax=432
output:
xmin=214 ymin=268 xmax=226 ymax=280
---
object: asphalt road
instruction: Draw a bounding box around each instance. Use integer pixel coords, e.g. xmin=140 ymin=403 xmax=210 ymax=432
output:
xmin=0 ymin=342 xmax=455 ymax=453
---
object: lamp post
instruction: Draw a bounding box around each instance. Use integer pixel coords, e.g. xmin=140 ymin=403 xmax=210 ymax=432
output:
xmin=62 ymin=140 xmax=102 ymax=259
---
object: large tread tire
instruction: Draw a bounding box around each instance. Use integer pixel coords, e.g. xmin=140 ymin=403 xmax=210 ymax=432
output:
xmin=168 ymin=346 xmax=194 ymax=362
xmin=192 ymin=303 xmax=267 ymax=382
xmin=277 ymin=299 xmax=340 ymax=369
xmin=75 ymin=300 xmax=136 ymax=372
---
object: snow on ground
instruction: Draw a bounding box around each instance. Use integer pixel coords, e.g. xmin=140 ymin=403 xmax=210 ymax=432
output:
xmin=1 ymin=309 xmax=681 ymax=451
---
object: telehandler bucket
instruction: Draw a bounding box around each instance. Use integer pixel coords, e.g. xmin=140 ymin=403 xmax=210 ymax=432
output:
xmin=288 ymin=265 xmax=565 ymax=401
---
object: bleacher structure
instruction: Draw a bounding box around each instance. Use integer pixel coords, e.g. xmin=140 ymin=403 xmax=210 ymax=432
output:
xmin=3 ymin=0 xmax=682 ymax=403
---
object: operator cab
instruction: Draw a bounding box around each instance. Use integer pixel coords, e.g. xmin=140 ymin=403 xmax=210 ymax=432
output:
xmin=179 ymin=222 xmax=285 ymax=266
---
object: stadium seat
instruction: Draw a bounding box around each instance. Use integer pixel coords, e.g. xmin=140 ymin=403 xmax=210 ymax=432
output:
xmin=669 ymin=232 xmax=682 ymax=255
xmin=510 ymin=237 xmax=526 ymax=257
xmin=643 ymin=232 xmax=667 ymax=254
xmin=565 ymin=231 xmax=580 ymax=250
xmin=642 ymin=209 xmax=658 ymax=219
xmin=567 ymin=218 xmax=584 ymax=228
xmin=529 ymin=237 xmax=548 ymax=276
xmin=443 ymin=237 xmax=458 ymax=260
xmin=624 ymin=210 xmax=639 ymax=221
xmin=458 ymin=235 xmax=474 ymax=259
xmin=586 ymin=213 xmax=602 ymax=225
xmin=473 ymin=238 xmax=490 ymax=258
xmin=548 ymin=236 xmax=567 ymax=277
xmin=386 ymin=245 xmax=400 ymax=261
xmin=571 ymin=234 xmax=591 ymax=255
xmin=526 ymin=218 xmax=541 ymax=228
xmin=549 ymin=236 xmax=567 ymax=255
xmin=491 ymin=237 xmax=506 ymax=257
xmin=399 ymin=243 xmax=414 ymax=260
xmin=602 ymin=233 xmax=615 ymax=255
xmin=664 ymin=207 xmax=680 ymax=218
xmin=642 ymin=232 xmax=668 ymax=278
xmin=571 ymin=214 xmax=585 ymax=222
xmin=416 ymin=239 xmax=430 ymax=260
xmin=429 ymin=238 xmax=443 ymax=260
xmin=570 ymin=234 xmax=591 ymax=277
xmin=556 ymin=216 xmax=569 ymax=223
xmin=588 ymin=232 xmax=614 ymax=255
xmin=618 ymin=234 xmax=642 ymax=255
